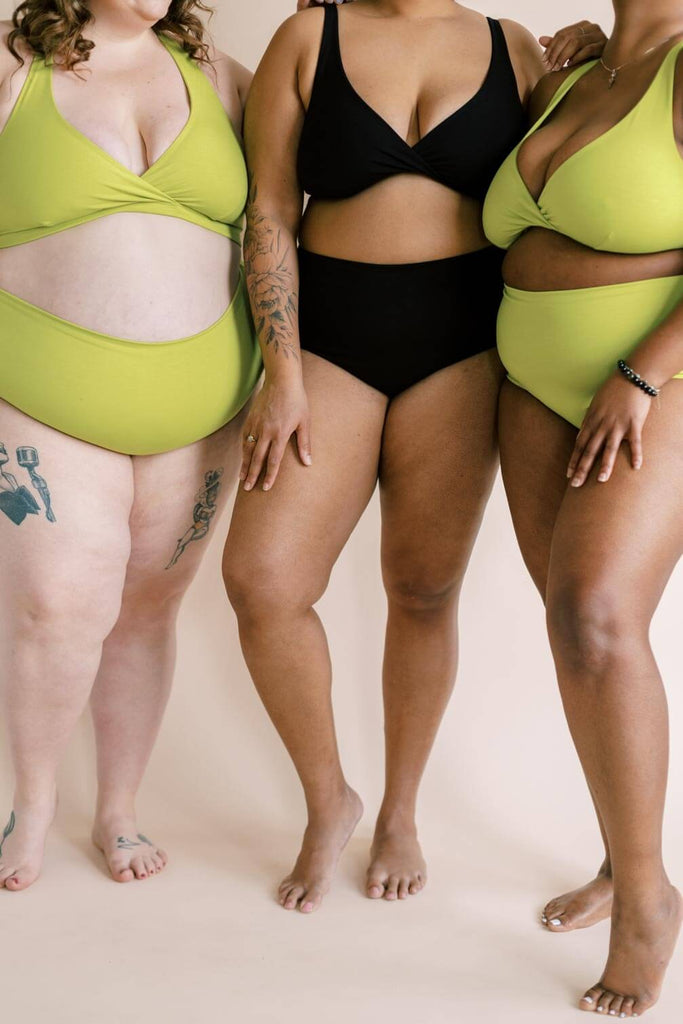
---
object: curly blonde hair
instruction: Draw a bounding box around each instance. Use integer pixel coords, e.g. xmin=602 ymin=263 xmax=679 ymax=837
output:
xmin=7 ymin=1 xmax=213 ymax=70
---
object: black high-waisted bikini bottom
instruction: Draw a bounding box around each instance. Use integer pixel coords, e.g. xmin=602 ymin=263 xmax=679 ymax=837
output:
xmin=298 ymin=245 xmax=504 ymax=397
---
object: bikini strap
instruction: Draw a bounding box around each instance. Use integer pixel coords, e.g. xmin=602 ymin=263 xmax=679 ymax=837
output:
xmin=487 ymin=19 xmax=522 ymax=99
xmin=526 ymin=61 xmax=596 ymax=137
xmin=306 ymin=2 xmax=344 ymax=115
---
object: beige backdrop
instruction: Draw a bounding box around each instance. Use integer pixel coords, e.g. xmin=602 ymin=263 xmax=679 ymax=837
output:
xmin=2 ymin=2 xmax=682 ymax=1023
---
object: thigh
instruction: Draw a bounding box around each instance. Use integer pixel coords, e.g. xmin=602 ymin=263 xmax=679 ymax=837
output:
xmin=547 ymin=385 xmax=683 ymax=619
xmin=124 ymin=404 xmax=250 ymax=593
xmin=498 ymin=380 xmax=577 ymax=597
xmin=0 ymin=398 xmax=133 ymax=627
xmin=225 ymin=352 xmax=388 ymax=598
xmin=379 ymin=350 xmax=503 ymax=589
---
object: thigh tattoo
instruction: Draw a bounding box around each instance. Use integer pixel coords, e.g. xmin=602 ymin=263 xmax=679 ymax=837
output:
xmin=0 ymin=443 xmax=56 ymax=526
xmin=165 ymin=467 xmax=224 ymax=570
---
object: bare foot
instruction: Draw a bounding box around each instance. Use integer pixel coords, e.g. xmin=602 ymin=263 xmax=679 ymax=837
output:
xmin=579 ymin=883 xmax=683 ymax=1017
xmin=0 ymin=789 xmax=58 ymax=892
xmin=542 ymin=864 xmax=613 ymax=932
xmin=278 ymin=786 xmax=363 ymax=914
xmin=92 ymin=815 xmax=168 ymax=883
xmin=366 ymin=822 xmax=427 ymax=901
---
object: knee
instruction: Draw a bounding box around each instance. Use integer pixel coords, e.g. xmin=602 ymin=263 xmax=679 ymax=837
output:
xmin=383 ymin=558 xmax=460 ymax=615
xmin=546 ymin=578 xmax=642 ymax=676
xmin=223 ymin=550 xmax=329 ymax=622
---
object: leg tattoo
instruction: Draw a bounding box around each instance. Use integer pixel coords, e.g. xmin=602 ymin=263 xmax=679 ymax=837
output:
xmin=0 ymin=811 xmax=16 ymax=858
xmin=0 ymin=443 xmax=56 ymax=525
xmin=16 ymin=447 xmax=56 ymax=522
xmin=165 ymin=467 xmax=224 ymax=569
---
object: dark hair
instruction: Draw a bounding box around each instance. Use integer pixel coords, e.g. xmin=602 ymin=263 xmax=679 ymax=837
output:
xmin=8 ymin=1 xmax=213 ymax=70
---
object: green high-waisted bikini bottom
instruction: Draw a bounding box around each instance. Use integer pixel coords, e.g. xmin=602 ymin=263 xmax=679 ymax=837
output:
xmin=497 ymin=275 xmax=683 ymax=428
xmin=0 ymin=270 xmax=262 ymax=455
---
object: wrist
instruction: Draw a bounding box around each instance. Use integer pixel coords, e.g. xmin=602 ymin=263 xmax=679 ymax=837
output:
xmin=264 ymin=358 xmax=304 ymax=387
xmin=616 ymin=359 xmax=662 ymax=397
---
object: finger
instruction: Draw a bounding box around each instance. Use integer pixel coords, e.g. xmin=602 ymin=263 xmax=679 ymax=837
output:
xmin=570 ymin=429 xmax=607 ymax=487
xmin=566 ymin=424 xmax=592 ymax=477
xmin=629 ymin=427 xmax=644 ymax=471
xmin=240 ymin=429 xmax=259 ymax=482
xmin=262 ymin=439 xmax=288 ymax=491
xmin=296 ymin=420 xmax=313 ymax=467
xmin=243 ymin=438 xmax=271 ymax=491
xmin=538 ymin=36 xmax=552 ymax=47
xmin=597 ymin=430 xmax=624 ymax=483
xmin=566 ymin=42 xmax=608 ymax=67
xmin=542 ymin=26 xmax=582 ymax=69
xmin=542 ymin=23 xmax=595 ymax=69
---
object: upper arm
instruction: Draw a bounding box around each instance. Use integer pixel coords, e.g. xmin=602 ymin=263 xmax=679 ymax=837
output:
xmin=499 ymin=19 xmax=546 ymax=108
xmin=201 ymin=40 xmax=253 ymax=140
xmin=244 ymin=12 xmax=322 ymax=231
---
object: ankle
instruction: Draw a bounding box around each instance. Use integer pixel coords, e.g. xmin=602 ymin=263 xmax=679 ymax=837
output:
xmin=305 ymin=782 xmax=358 ymax=821
xmin=95 ymin=794 xmax=137 ymax=824
xmin=13 ymin=782 xmax=57 ymax=811
xmin=375 ymin=805 xmax=418 ymax=837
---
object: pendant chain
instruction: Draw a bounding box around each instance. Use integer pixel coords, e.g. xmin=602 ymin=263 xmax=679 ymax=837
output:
xmin=599 ymin=33 xmax=679 ymax=88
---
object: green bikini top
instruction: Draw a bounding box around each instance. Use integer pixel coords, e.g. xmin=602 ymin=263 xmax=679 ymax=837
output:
xmin=483 ymin=41 xmax=683 ymax=254
xmin=0 ymin=35 xmax=247 ymax=248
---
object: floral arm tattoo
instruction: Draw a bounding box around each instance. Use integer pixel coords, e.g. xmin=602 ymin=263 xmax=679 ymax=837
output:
xmin=243 ymin=180 xmax=300 ymax=362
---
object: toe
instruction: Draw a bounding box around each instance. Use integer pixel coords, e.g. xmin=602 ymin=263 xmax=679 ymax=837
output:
xmin=384 ymin=875 xmax=400 ymax=901
xmin=156 ymin=848 xmax=169 ymax=867
xmin=398 ymin=878 xmax=410 ymax=900
xmin=283 ymin=885 xmax=304 ymax=910
xmin=131 ymin=856 xmax=148 ymax=880
xmin=609 ymin=996 xmax=624 ymax=1017
xmin=151 ymin=853 xmax=165 ymax=872
xmin=409 ymin=880 xmax=421 ymax=895
xmin=547 ymin=914 xmax=567 ymax=930
xmin=597 ymin=991 xmax=615 ymax=1014
xmin=366 ymin=875 xmax=386 ymax=899
xmin=143 ymin=856 xmax=157 ymax=876
xmin=620 ymin=997 xmax=635 ymax=1018
xmin=300 ymin=886 xmax=324 ymax=914
xmin=581 ymin=986 xmax=604 ymax=1012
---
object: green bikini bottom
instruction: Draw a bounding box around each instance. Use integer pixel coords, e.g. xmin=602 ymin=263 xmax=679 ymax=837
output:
xmin=497 ymin=275 xmax=683 ymax=428
xmin=0 ymin=270 xmax=262 ymax=455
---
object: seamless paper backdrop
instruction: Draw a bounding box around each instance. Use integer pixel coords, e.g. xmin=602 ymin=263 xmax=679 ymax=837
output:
xmin=2 ymin=3 xmax=682 ymax=1024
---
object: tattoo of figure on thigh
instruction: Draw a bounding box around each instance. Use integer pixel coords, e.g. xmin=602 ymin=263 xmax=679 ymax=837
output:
xmin=244 ymin=181 xmax=299 ymax=359
xmin=165 ymin=467 xmax=224 ymax=570
xmin=116 ymin=834 xmax=154 ymax=851
xmin=0 ymin=443 xmax=56 ymax=525
xmin=0 ymin=811 xmax=16 ymax=858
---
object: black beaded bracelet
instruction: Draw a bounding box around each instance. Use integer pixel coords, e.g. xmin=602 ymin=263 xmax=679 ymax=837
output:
xmin=617 ymin=360 xmax=660 ymax=398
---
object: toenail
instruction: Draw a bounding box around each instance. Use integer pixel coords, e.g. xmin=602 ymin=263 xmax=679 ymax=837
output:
xmin=609 ymin=1012 xmax=616 ymax=1016
xmin=582 ymin=997 xmax=594 ymax=1004
xmin=549 ymin=918 xmax=562 ymax=926
xmin=541 ymin=915 xmax=547 ymax=922
xmin=597 ymin=1008 xmax=604 ymax=1013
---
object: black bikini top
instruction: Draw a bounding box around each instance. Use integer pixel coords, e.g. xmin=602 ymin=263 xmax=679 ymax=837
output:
xmin=297 ymin=5 xmax=526 ymax=202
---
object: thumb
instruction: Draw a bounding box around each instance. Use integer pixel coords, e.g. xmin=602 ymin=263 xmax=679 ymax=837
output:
xmin=539 ymin=35 xmax=552 ymax=47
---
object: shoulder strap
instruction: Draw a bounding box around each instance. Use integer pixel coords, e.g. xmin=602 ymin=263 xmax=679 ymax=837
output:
xmin=487 ymin=19 xmax=521 ymax=93
xmin=529 ymin=61 xmax=596 ymax=134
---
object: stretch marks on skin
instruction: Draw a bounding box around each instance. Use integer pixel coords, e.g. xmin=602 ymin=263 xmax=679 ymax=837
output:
xmin=165 ymin=467 xmax=224 ymax=569
xmin=0 ymin=443 xmax=56 ymax=525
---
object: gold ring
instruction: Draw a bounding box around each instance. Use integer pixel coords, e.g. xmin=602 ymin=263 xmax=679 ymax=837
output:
xmin=246 ymin=434 xmax=258 ymax=444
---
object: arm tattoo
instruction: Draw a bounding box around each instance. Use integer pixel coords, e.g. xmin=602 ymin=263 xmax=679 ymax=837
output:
xmin=0 ymin=443 xmax=56 ymax=526
xmin=243 ymin=181 xmax=299 ymax=360
xmin=0 ymin=811 xmax=16 ymax=858
xmin=165 ymin=467 xmax=224 ymax=570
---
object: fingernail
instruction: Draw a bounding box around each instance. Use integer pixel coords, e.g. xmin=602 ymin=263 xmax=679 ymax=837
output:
xmin=598 ymin=473 xmax=608 ymax=482
xmin=244 ymin=483 xmax=252 ymax=491
xmin=304 ymin=454 xmax=312 ymax=465
xmin=263 ymin=483 xmax=270 ymax=491
xmin=570 ymin=478 xmax=581 ymax=487
xmin=549 ymin=918 xmax=562 ymax=926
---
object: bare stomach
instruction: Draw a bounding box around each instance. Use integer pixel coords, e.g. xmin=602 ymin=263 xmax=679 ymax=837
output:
xmin=0 ymin=213 xmax=241 ymax=341
xmin=300 ymin=175 xmax=489 ymax=263
xmin=504 ymin=229 xmax=683 ymax=291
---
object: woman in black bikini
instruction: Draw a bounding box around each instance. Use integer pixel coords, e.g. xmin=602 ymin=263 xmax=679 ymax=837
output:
xmin=223 ymin=0 xmax=605 ymax=915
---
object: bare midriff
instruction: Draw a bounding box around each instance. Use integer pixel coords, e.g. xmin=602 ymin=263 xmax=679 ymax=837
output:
xmin=503 ymin=228 xmax=683 ymax=292
xmin=0 ymin=215 xmax=241 ymax=342
xmin=299 ymin=174 xmax=489 ymax=264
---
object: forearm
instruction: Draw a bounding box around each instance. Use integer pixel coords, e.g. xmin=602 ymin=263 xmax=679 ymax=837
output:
xmin=628 ymin=295 xmax=683 ymax=390
xmin=244 ymin=181 xmax=302 ymax=383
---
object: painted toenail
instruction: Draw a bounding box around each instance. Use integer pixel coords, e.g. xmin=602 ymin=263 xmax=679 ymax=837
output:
xmin=541 ymin=915 xmax=548 ymax=923
xmin=597 ymin=1007 xmax=604 ymax=1013
xmin=549 ymin=918 xmax=562 ymax=926
xmin=582 ymin=997 xmax=594 ymax=1004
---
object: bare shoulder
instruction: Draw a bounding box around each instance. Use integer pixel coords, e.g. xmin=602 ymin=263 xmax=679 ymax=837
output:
xmin=498 ymin=19 xmax=545 ymax=107
xmin=528 ymin=66 xmax=577 ymax=122
xmin=259 ymin=7 xmax=325 ymax=67
xmin=200 ymin=39 xmax=253 ymax=134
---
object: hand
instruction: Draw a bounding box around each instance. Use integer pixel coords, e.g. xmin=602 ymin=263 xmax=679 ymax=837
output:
xmin=567 ymin=374 xmax=655 ymax=488
xmin=240 ymin=373 xmax=312 ymax=492
xmin=297 ymin=1 xmax=349 ymax=9
xmin=539 ymin=21 xmax=607 ymax=72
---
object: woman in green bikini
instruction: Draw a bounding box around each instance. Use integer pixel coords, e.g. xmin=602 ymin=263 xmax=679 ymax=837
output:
xmin=484 ymin=0 xmax=683 ymax=1014
xmin=0 ymin=0 xmax=259 ymax=889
